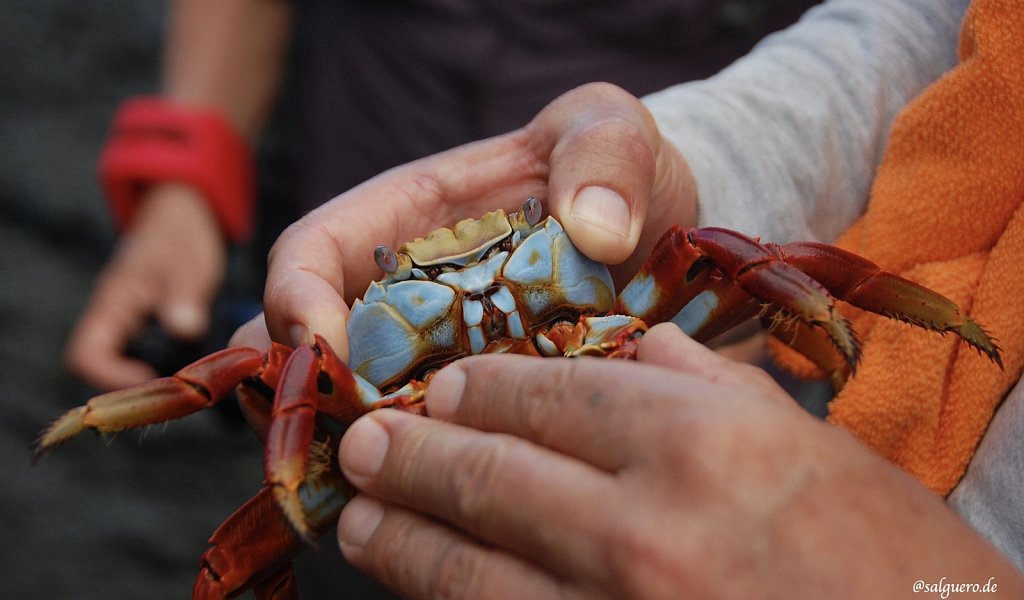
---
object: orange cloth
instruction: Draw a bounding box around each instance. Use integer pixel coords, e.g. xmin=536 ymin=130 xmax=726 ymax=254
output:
xmin=771 ymin=0 xmax=1024 ymax=496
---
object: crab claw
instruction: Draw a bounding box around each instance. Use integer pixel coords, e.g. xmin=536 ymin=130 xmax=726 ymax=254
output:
xmin=264 ymin=335 xmax=380 ymax=542
xmin=193 ymin=476 xmax=348 ymax=600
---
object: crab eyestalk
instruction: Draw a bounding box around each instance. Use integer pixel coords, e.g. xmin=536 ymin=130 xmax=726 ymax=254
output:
xmin=374 ymin=244 xmax=413 ymax=281
xmin=509 ymin=196 xmax=543 ymax=235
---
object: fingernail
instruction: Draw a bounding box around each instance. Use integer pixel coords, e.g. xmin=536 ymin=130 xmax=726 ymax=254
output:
xmin=338 ymin=495 xmax=384 ymax=549
xmin=289 ymin=323 xmax=308 ymax=347
xmin=570 ymin=186 xmax=630 ymax=240
xmin=425 ymin=365 xmax=466 ymax=421
xmin=340 ymin=417 xmax=390 ymax=480
xmin=167 ymin=304 xmax=206 ymax=337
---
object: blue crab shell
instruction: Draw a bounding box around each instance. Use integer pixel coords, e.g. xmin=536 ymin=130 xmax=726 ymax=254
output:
xmin=346 ymin=213 xmax=614 ymax=391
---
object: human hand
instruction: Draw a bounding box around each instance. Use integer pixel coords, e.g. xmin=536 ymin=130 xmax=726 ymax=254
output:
xmin=234 ymin=82 xmax=695 ymax=357
xmin=66 ymin=183 xmax=226 ymax=390
xmin=334 ymin=324 xmax=1024 ymax=599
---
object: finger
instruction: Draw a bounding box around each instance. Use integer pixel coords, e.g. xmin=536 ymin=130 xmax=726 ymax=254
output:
xmin=338 ymin=495 xmax=573 ymax=600
xmin=636 ymin=323 xmax=738 ymax=374
xmin=425 ymin=353 xmax=683 ymax=470
xmin=264 ymin=219 xmax=353 ymax=356
xmin=530 ymin=83 xmax=660 ymax=265
xmin=156 ymin=294 xmax=211 ymax=342
xmin=64 ymin=276 xmax=159 ymax=390
xmin=637 ymin=323 xmax=785 ymax=393
xmin=227 ymin=312 xmax=272 ymax=349
xmin=339 ymin=410 xmax=620 ymax=582
xmin=155 ymin=264 xmax=218 ymax=341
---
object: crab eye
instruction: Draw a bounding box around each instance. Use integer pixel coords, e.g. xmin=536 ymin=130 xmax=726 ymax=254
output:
xmin=523 ymin=196 xmax=542 ymax=226
xmin=374 ymin=245 xmax=399 ymax=274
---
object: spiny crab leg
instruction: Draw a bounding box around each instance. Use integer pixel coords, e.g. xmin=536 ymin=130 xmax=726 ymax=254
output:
xmin=264 ymin=335 xmax=381 ymax=543
xmin=762 ymin=314 xmax=854 ymax=389
xmin=779 ymin=241 xmax=1003 ymax=366
xmin=616 ymin=226 xmax=1002 ymax=377
xmin=32 ymin=345 xmax=289 ymax=460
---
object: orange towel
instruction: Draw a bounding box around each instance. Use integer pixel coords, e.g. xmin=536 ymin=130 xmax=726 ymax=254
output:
xmin=770 ymin=0 xmax=1024 ymax=496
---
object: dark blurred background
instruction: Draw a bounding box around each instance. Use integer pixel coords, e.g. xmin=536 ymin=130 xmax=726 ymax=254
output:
xmin=0 ymin=2 xmax=389 ymax=598
xmin=1 ymin=1 xmax=821 ymax=598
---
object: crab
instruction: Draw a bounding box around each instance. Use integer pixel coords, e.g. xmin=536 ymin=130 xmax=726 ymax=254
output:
xmin=34 ymin=197 xmax=1000 ymax=599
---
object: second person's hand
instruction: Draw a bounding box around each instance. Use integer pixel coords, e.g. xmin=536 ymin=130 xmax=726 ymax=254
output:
xmin=66 ymin=182 xmax=226 ymax=390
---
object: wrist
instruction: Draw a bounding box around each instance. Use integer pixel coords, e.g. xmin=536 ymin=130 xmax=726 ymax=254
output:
xmin=136 ymin=183 xmax=225 ymax=241
xmin=98 ymin=96 xmax=256 ymax=244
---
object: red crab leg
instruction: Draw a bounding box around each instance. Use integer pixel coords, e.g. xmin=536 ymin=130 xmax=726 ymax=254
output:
xmin=613 ymin=227 xmax=713 ymax=326
xmin=236 ymin=386 xmax=274 ymax=445
xmin=251 ymin=564 xmax=298 ymax=600
xmin=616 ymin=226 xmax=860 ymax=367
xmin=672 ymin=276 xmax=761 ymax=345
xmin=193 ymin=472 xmax=348 ymax=600
xmin=780 ymin=241 xmax=1002 ymax=366
xmin=32 ymin=344 xmax=291 ymax=459
xmin=193 ymin=488 xmax=299 ymax=600
xmin=763 ymin=309 xmax=853 ymax=390
xmin=535 ymin=315 xmax=648 ymax=359
xmin=264 ymin=335 xmax=380 ymax=542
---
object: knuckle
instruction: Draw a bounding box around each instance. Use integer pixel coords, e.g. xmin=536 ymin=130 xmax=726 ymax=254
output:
xmin=446 ymin=436 xmax=515 ymax=528
xmin=503 ymin=359 xmax=597 ymax=446
xmin=431 ymin=542 xmax=492 ymax=600
xmin=603 ymin=519 xmax=686 ymax=597
xmin=514 ymin=361 xmax=578 ymax=435
xmin=567 ymin=114 xmax=652 ymax=167
xmin=385 ymin=424 xmax=435 ymax=496
xmin=266 ymin=220 xmax=302 ymax=266
xmin=461 ymin=357 xmax=573 ymax=438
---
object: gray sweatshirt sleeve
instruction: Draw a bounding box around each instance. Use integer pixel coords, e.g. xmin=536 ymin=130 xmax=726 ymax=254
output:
xmin=643 ymin=0 xmax=1024 ymax=571
xmin=643 ymin=0 xmax=968 ymax=244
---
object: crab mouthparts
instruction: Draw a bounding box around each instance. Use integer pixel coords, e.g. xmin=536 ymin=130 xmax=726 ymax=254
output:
xmin=434 ymin=252 xmax=528 ymax=354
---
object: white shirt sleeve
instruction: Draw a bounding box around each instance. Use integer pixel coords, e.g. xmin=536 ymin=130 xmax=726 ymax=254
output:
xmin=643 ymin=0 xmax=968 ymax=243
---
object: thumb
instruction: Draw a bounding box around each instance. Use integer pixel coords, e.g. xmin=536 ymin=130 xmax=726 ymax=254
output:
xmin=534 ymin=83 xmax=660 ymax=265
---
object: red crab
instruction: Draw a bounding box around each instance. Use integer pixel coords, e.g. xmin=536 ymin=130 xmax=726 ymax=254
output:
xmin=34 ymin=197 xmax=1000 ymax=599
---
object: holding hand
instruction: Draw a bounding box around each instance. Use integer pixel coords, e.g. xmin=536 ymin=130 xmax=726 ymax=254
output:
xmin=239 ymin=83 xmax=696 ymax=357
xmin=335 ymin=324 xmax=1023 ymax=599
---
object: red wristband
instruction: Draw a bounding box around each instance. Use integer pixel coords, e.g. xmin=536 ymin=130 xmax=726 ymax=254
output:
xmin=98 ymin=97 xmax=255 ymax=243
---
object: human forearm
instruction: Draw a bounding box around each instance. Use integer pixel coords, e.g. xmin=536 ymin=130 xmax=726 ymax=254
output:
xmin=163 ymin=0 xmax=292 ymax=138
xmin=644 ymin=0 xmax=968 ymax=244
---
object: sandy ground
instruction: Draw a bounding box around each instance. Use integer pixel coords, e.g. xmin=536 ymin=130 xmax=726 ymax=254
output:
xmin=1 ymin=2 xmax=394 ymax=598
